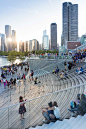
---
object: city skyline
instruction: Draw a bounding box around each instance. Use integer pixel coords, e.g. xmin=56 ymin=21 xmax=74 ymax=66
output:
xmin=0 ymin=0 xmax=86 ymax=45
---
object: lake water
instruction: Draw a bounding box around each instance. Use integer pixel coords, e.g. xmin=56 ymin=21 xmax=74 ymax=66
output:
xmin=0 ymin=57 xmax=12 ymax=67
xmin=0 ymin=57 xmax=22 ymax=67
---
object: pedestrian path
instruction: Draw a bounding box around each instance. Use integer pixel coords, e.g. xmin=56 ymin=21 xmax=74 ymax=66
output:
xmin=0 ymin=65 xmax=29 ymax=94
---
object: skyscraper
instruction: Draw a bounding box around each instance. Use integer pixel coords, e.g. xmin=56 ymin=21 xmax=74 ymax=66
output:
xmin=5 ymin=25 xmax=11 ymax=51
xmin=0 ymin=37 xmax=1 ymax=51
xmin=50 ymin=23 xmax=57 ymax=50
xmin=43 ymin=30 xmax=46 ymax=35
xmin=12 ymin=30 xmax=17 ymax=51
xmin=5 ymin=25 xmax=11 ymax=38
xmin=32 ymin=39 xmax=39 ymax=51
xmin=0 ymin=34 xmax=6 ymax=52
xmin=1 ymin=34 xmax=6 ymax=52
xmin=24 ymin=41 xmax=29 ymax=52
xmin=19 ymin=41 xmax=24 ymax=52
xmin=29 ymin=40 xmax=32 ymax=52
xmin=62 ymin=2 xmax=78 ymax=47
xmin=43 ymin=30 xmax=49 ymax=50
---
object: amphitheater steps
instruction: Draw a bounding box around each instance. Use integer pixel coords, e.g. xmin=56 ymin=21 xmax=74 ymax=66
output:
xmin=29 ymin=115 xmax=86 ymax=129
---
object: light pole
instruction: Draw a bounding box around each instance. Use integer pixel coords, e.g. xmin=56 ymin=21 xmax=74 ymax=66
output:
xmin=76 ymin=44 xmax=77 ymax=52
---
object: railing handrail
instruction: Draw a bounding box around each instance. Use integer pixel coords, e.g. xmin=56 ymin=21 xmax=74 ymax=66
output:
xmin=33 ymin=59 xmax=72 ymax=73
xmin=0 ymin=83 xmax=86 ymax=111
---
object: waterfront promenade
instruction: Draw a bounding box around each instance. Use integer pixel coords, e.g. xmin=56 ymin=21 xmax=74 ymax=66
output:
xmin=0 ymin=64 xmax=30 ymax=94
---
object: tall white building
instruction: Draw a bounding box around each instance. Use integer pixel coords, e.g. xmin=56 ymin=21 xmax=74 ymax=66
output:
xmin=43 ymin=30 xmax=49 ymax=50
xmin=43 ymin=30 xmax=46 ymax=35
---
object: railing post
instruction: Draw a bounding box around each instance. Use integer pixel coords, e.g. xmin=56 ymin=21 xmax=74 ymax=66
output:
xmin=8 ymin=107 xmax=9 ymax=129
xmin=29 ymin=101 xmax=30 ymax=127
xmin=51 ymin=75 xmax=53 ymax=93
xmin=24 ymin=86 xmax=25 ymax=98
xmin=19 ymin=80 xmax=20 ymax=93
xmin=10 ymin=90 xmax=11 ymax=102
xmin=23 ymin=80 xmax=26 ymax=98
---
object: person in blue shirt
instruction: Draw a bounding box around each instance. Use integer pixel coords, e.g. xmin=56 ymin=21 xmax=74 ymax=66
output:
xmin=78 ymin=67 xmax=84 ymax=74
xmin=55 ymin=67 xmax=59 ymax=75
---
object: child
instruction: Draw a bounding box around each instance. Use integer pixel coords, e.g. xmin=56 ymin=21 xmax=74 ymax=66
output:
xmin=19 ymin=96 xmax=26 ymax=120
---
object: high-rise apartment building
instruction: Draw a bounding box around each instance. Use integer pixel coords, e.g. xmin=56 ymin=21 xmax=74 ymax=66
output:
xmin=33 ymin=39 xmax=39 ymax=51
xmin=12 ymin=30 xmax=17 ymax=51
xmin=19 ymin=41 xmax=24 ymax=52
xmin=24 ymin=41 xmax=29 ymax=52
xmin=26 ymin=41 xmax=29 ymax=52
xmin=39 ymin=44 xmax=43 ymax=50
xmin=5 ymin=25 xmax=12 ymax=51
xmin=43 ymin=30 xmax=49 ymax=50
xmin=62 ymin=2 xmax=78 ymax=47
xmin=29 ymin=40 xmax=32 ymax=52
xmin=50 ymin=23 xmax=57 ymax=50
xmin=29 ymin=39 xmax=39 ymax=52
xmin=0 ymin=34 xmax=6 ymax=52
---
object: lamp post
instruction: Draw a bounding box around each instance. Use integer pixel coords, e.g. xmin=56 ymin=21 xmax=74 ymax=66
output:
xmin=76 ymin=44 xmax=77 ymax=52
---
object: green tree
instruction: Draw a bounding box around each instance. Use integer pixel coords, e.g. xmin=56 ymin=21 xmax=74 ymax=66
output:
xmin=52 ymin=50 xmax=58 ymax=54
xmin=7 ymin=51 xmax=16 ymax=64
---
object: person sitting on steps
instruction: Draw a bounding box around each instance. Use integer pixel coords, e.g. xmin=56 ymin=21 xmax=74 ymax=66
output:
xmin=42 ymin=101 xmax=60 ymax=123
xmin=34 ymin=77 xmax=41 ymax=84
xmin=41 ymin=102 xmax=54 ymax=123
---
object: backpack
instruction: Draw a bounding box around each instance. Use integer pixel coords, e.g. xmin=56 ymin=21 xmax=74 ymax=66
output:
xmin=70 ymin=101 xmax=76 ymax=109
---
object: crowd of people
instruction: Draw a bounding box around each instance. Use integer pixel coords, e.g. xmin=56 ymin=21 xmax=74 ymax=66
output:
xmin=72 ymin=52 xmax=86 ymax=64
xmin=0 ymin=62 xmax=29 ymax=89
xmin=52 ymin=65 xmax=68 ymax=79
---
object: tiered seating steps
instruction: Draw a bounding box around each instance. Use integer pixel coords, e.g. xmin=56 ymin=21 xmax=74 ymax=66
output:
xmin=29 ymin=115 xmax=86 ymax=129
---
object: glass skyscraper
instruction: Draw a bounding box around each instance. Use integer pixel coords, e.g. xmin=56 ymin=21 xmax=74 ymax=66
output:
xmin=5 ymin=25 xmax=11 ymax=51
xmin=62 ymin=2 xmax=78 ymax=47
xmin=12 ymin=30 xmax=17 ymax=51
xmin=43 ymin=30 xmax=49 ymax=50
xmin=50 ymin=23 xmax=57 ymax=50
xmin=5 ymin=25 xmax=11 ymax=38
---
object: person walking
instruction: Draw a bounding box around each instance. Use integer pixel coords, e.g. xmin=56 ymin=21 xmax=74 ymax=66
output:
xmin=64 ymin=60 xmax=67 ymax=71
xmin=3 ymin=78 xmax=6 ymax=89
xmin=0 ymin=76 xmax=1 ymax=86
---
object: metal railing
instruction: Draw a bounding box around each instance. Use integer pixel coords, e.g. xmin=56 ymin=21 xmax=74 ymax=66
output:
xmin=28 ymin=59 xmax=73 ymax=72
xmin=1 ymin=60 xmax=86 ymax=108
xmin=1 ymin=62 xmax=86 ymax=108
xmin=0 ymin=83 xmax=86 ymax=129
xmin=28 ymin=55 xmax=72 ymax=60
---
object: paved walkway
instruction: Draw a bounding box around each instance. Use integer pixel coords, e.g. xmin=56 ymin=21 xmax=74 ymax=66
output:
xmin=0 ymin=65 xmax=30 ymax=94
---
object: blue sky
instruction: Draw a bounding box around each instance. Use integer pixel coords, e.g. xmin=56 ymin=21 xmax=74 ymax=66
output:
xmin=0 ymin=0 xmax=86 ymax=45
